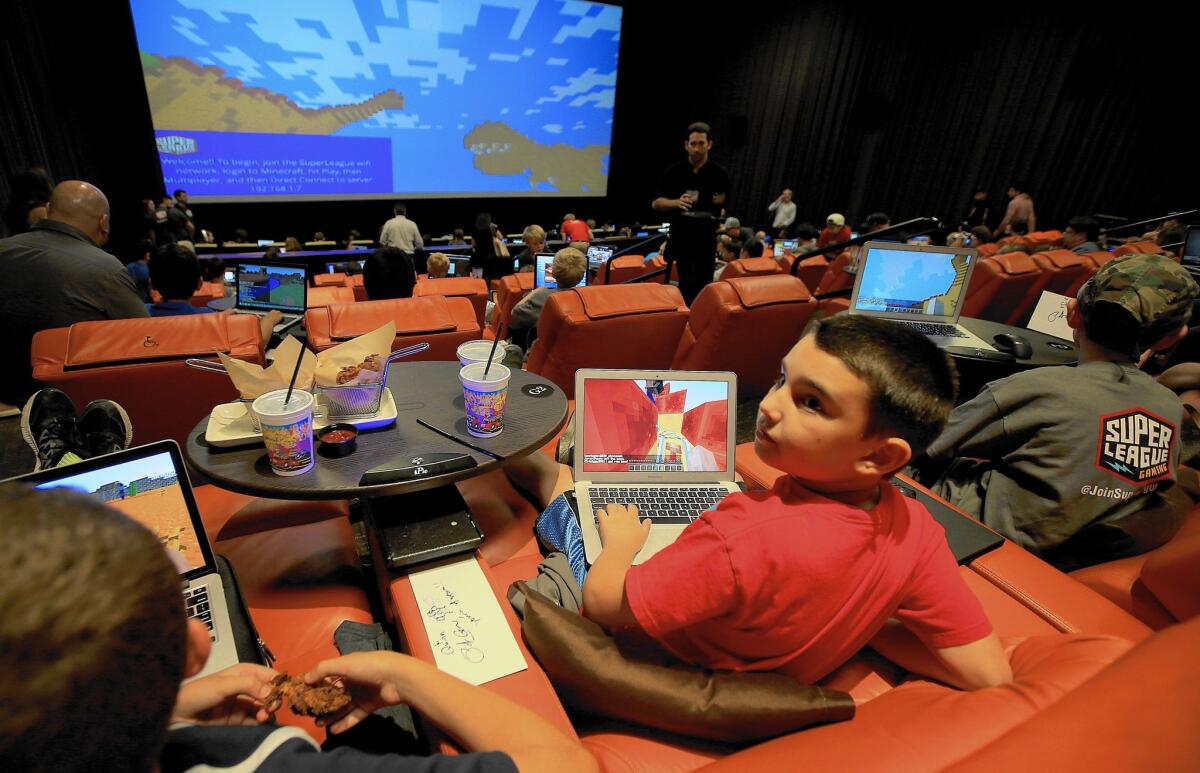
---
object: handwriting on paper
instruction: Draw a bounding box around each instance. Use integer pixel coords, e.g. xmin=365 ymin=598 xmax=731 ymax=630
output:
xmin=1027 ymin=290 xmax=1074 ymax=341
xmin=407 ymin=557 xmax=527 ymax=685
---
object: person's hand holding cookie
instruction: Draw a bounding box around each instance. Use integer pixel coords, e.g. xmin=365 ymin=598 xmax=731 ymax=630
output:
xmin=171 ymin=663 xmax=280 ymax=726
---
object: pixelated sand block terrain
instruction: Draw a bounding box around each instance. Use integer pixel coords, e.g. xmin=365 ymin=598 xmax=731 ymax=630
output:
xmin=465 ymin=121 xmax=608 ymax=193
xmin=108 ymin=486 xmax=203 ymax=570
xmin=143 ymin=55 xmax=404 ymax=134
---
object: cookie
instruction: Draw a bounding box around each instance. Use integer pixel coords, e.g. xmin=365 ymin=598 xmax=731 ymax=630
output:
xmin=268 ymin=674 xmax=352 ymax=718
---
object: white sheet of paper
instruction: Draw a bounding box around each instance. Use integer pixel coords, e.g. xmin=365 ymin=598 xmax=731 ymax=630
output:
xmin=1026 ymin=290 xmax=1074 ymax=341
xmin=407 ymin=557 xmax=528 ymax=685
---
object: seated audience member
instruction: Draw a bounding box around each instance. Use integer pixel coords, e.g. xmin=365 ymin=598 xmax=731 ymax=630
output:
xmin=149 ymin=245 xmax=280 ymax=340
xmin=863 ymin=212 xmax=890 ymax=235
xmin=1157 ymin=225 xmax=1186 ymax=257
xmin=740 ymin=237 xmax=765 ymax=258
xmin=792 ymin=222 xmax=820 ymax=253
xmin=511 ymin=316 xmax=1011 ymax=691
xmin=514 ymin=225 xmax=547 ymax=272
xmin=364 ymin=246 xmax=417 ymax=301
xmin=1008 ymin=218 xmax=1030 ymax=237
xmin=340 ymin=229 xmax=362 ymax=250
xmin=1063 ymin=215 xmax=1101 ymax=254
xmin=154 ymin=195 xmax=191 ymax=245
xmin=223 ymin=228 xmax=250 ymax=246
xmin=509 ymin=247 xmax=586 ymax=350
xmin=917 ymin=255 xmax=1199 ymax=569
xmin=313 ymin=231 xmax=326 ymax=242
xmin=0 ymin=484 xmax=594 ymax=773
xmin=426 ymin=251 xmax=450 ymax=279
xmin=945 ymin=231 xmax=970 ymax=248
xmin=452 ymin=227 xmax=467 ymax=244
xmin=969 ymin=225 xmax=992 ymax=246
xmin=147 ymin=244 xmax=211 ymax=317
xmin=4 ymin=167 xmax=53 ymax=236
xmin=0 ymin=181 xmax=148 ymax=406
xmin=283 ymin=236 xmax=302 ymax=253
xmin=126 ymin=238 xmax=154 ymax=303
xmin=817 ymin=213 xmax=851 ymax=248
xmin=723 ymin=217 xmax=755 ymax=244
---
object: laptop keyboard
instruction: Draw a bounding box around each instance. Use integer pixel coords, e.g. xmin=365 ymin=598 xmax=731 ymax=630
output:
xmin=587 ymin=486 xmax=727 ymax=525
xmin=184 ymin=586 xmax=216 ymax=641
xmin=899 ymin=321 xmax=968 ymax=338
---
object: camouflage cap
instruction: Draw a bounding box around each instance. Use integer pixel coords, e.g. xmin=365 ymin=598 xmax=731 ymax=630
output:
xmin=1079 ymin=253 xmax=1199 ymax=357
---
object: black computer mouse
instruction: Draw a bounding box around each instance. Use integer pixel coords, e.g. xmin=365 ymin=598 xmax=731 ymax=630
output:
xmin=993 ymin=332 xmax=1033 ymax=359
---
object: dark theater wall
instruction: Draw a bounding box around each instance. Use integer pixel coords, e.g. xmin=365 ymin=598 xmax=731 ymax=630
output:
xmin=1 ymin=1 xmax=1190 ymax=257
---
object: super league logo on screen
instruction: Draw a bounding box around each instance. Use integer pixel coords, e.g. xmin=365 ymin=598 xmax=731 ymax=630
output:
xmin=1096 ymin=408 xmax=1174 ymax=485
xmin=156 ymin=135 xmax=197 ymax=155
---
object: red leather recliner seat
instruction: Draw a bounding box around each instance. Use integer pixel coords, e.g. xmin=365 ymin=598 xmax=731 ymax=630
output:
xmin=960 ymin=252 xmax=1046 ymax=325
xmin=672 ymin=275 xmax=815 ymax=394
xmin=348 ymin=273 xmax=368 ymax=302
xmin=304 ymin=296 xmax=480 ymax=358
xmin=1024 ymin=230 xmax=1063 ymax=250
xmin=812 ymin=249 xmax=855 ymax=295
xmin=648 ymin=254 xmax=680 ymax=282
xmin=492 ymin=272 xmax=536 ymax=334
xmin=1031 ymin=248 xmax=1096 ymax=300
xmin=717 ymin=256 xmax=782 ymax=280
xmin=306 ymin=284 xmax=356 ymax=309
xmin=789 ymin=253 xmax=831 ymax=293
xmin=1113 ymin=241 xmax=1165 ymax=258
xmin=600 ymin=254 xmax=651 ymax=284
xmin=31 ymin=313 xmax=263 ymax=447
xmin=527 ymin=284 xmax=690 ymax=398
xmin=413 ymin=276 xmax=489 ymax=327
xmin=313 ymin=272 xmax=349 ymax=287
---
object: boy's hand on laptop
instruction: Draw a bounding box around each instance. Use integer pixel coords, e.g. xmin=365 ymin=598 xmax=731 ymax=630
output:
xmin=596 ymin=503 xmax=651 ymax=557
xmin=172 ymin=663 xmax=280 ymax=726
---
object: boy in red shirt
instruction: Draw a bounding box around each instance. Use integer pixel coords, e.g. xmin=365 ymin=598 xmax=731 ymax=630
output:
xmin=581 ymin=315 xmax=1012 ymax=688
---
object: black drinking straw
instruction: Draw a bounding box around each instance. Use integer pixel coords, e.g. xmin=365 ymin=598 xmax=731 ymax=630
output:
xmin=482 ymin=322 xmax=505 ymax=378
xmin=283 ymin=344 xmax=306 ymax=406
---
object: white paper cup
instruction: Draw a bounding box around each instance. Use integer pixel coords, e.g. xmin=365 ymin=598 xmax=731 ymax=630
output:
xmin=457 ymin=339 xmax=505 ymax=368
xmin=459 ymin=363 xmax=510 ymax=437
xmin=252 ymin=389 xmax=315 ymax=476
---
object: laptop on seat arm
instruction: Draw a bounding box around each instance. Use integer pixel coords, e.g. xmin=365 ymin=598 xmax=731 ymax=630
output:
xmin=574 ymin=369 xmax=740 ymax=565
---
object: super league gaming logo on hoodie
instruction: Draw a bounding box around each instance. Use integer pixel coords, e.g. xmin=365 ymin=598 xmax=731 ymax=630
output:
xmin=1096 ymin=408 xmax=1175 ymax=485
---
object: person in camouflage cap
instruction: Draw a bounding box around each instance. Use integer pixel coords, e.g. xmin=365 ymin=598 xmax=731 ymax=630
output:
xmin=1077 ymin=253 xmax=1199 ymax=360
xmin=915 ymin=252 xmax=1197 ymax=570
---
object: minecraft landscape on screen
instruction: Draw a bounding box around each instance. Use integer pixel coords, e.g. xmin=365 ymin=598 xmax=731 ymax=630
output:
xmin=582 ymin=379 xmax=728 ymax=473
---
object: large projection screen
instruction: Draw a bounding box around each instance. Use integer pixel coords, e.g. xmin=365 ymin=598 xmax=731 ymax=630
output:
xmin=128 ymin=1 xmax=622 ymax=202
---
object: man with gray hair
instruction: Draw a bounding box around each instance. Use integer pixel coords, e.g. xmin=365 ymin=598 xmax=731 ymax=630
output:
xmin=0 ymin=181 xmax=147 ymax=406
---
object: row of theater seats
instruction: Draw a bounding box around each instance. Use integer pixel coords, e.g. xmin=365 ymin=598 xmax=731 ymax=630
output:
xmin=368 ymin=438 xmax=1200 ymax=770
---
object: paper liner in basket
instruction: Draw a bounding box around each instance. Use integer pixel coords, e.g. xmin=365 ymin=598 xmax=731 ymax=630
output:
xmin=313 ymin=321 xmax=397 ymax=387
xmin=218 ymin=336 xmax=316 ymax=400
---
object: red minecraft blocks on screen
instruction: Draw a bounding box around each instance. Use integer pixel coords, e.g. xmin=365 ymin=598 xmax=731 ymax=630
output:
xmin=682 ymin=400 xmax=728 ymax=462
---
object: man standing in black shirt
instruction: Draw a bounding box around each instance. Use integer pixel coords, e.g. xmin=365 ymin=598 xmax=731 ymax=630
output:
xmin=652 ymin=122 xmax=730 ymax=305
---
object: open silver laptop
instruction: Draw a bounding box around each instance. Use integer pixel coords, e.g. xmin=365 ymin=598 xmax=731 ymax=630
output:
xmin=848 ymin=241 xmax=996 ymax=351
xmin=574 ymin=369 xmax=740 ymax=565
xmin=14 ymin=441 xmax=240 ymax=680
xmin=235 ymin=262 xmax=307 ymax=333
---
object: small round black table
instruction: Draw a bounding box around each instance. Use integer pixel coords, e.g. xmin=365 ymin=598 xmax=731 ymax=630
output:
xmin=185 ymin=361 xmax=568 ymax=500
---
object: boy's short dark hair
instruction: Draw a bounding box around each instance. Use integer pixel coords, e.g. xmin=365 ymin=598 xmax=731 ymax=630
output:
xmin=1067 ymin=215 xmax=1100 ymax=242
xmin=811 ymin=315 xmax=959 ymax=458
xmin=792 ymin=222 xmax=819 ymax=240
xmin=1009 ymin=219 xmax=1029 ymax=235
xmin=687 ymin=121 xmax=712 ymax=140
xmin=150 ymin=243 xmax=202 ymax=301
xmin=0 ymin=485 xmax=186 ymax=773
xmin=364 ymin=246 xmax=416 ymax=301
xmin=742 ymin=238 xmax=764 ymax=258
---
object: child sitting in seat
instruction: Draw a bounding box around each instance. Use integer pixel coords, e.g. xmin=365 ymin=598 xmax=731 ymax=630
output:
xmin=510 ymin=315 xmax=1012 ymax=689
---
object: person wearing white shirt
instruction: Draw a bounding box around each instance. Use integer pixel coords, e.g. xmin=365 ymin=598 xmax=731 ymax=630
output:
xmin=379 ymin=202 xmax=423 ymax=253
xmin=768 ymin=189 xmax=797 ymax=237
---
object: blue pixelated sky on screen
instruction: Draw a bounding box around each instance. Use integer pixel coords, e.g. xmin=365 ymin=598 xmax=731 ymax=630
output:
xmin=860 ymin=248 xmax=957 ymax=305
xmin=129 ymin=0 xmax=620 ymax=193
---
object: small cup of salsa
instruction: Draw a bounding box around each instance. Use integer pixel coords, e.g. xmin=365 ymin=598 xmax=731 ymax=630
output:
xmin=317 ymin=424 xmax=358 ymax=456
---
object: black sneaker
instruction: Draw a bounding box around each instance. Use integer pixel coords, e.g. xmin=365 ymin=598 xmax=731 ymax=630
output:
xmin=20 ymin=388 xmax=81 ymax=471
xmin=78 ymin=400 xmax=134 ymax=459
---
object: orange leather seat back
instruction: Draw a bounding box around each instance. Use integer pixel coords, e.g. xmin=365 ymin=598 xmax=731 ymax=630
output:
xmin=190 ymin=281 xmax=225 ymax=308
xmin=1025 ymin=230 xmax=1063 ymax=249
xmin=304 ymin=296 xmax=480 ymax=358
xmin=673 ymin=276 xmax=815 ymax=393
xmin=717 ymin=257 xmax=782 ymax=280
xmin=600 ymin=254 xmax=649 ymax=284
xmin=348 ymin=273 xmax=368 ymax=302
xmin=1031 ymin=249 xmax=1095 ymax=299
xmin=792 ymin=254 xmax=831 ymax=293
xmin=1081 ymin=249 xmax=1119 ymax=272
xmin=977 ymin=242 xmax=1001 ymax=257
xmin=960 ymin=252 xmax=1045 ymax=325
xmin=492 ymin=272 xmax=536 ymax=334
xmin=313 ymin=272 xmax=349 ymax=287
xmin=31 ymin=314 xmax=263 ymax=447
xmin=996 ymin=234 xmax=1032 ymax=251
xmin=414 ymin=277 xmax=489 ymax=326
xmin=527 ymin=284 xmax=690 ymax=398
xmin=1114 ymin=241 xmax=1165 ymax=258
xmin=306 ymin=285 xmax=356 ymax=308
xmin=813 ymin=250 xmax=854 ymax=295
xmin=648 ymin=255 xmax=679 ymax=282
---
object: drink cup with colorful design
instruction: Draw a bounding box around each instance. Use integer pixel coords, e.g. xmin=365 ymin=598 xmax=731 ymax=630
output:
xmin=252 ymin=389 xmax=315 ymax=476
xmin=459 ymin=363 xmax=510 ymax=438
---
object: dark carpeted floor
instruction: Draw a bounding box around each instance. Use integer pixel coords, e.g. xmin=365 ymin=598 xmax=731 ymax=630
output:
xmin=0 ymin=415 xmax=34 ymax=479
